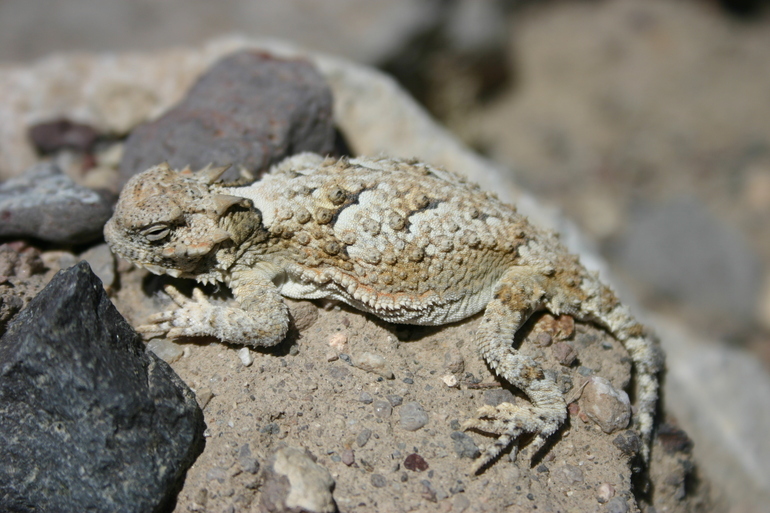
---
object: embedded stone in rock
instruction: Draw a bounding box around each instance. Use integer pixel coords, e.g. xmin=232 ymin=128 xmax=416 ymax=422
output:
xmin=399 ymin=401 xmax=429 ymax=431
xmin=0 ymin=162 xmax=114 ymax=243
xmin=0 ymin=261 xmax=204 ymax=513
xmin=450 ymin=431 xmax=481 ymax=459
xmin=119 ymin=50 xmax=336 ymax=186
xmin=260 ymin=447 xmax=336 ymax=513
xmin=579 ymin=376 xmax=631 ymax=434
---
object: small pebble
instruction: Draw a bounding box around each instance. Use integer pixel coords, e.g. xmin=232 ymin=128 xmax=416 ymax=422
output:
xmin=238 ymin=444 xmax=260 ymax=474
xmin=552 ymin=341 xmax=578 ymax=366
xmin=356 ymin=428 xmax=372 ymax=447
xmin=604 ymin=497 xmax=629 ymax=513
xmin=612 ymin=430 xmax=641 ymax=456
xmin=402 ymin=377 xmax=414 ymax=385
xmin=560 ymin=464 xmax=584 ymax=485
xmin=341 ymin=449 xmax=355 ymax=466
xmin=579 ymin=376 xmax=631 ymax=434
xmin=450 ymin=431 xmax=480 ymax=459
xmin=442 ymin=374 xmax=458 ymax=387
xmin=359 ymin=391 xmax=373 ymax=404
xmin=387 ymin=394 xmax=403 ymax=407
xmin=287 ymin=300 xmax=319 ymax=332
xmin=399 ymin=402 xmax=429 ymax=431
xmin=146 ymin=338 xmax=184 ymax=364
xmin=352 ymin=351 xmax=394 ymax=379
xmin=196 ymin=387 xmax=214 ymax=410
xmin=534 ymin=332 xmax=553 ymax=347
xmin=269 ymin=446 xmax=336 ymax=513
xmin=371 ymin=474 xmax=387 ymax=488
xmin=453 ymin=494 xmax=471 ymax=513
xmin=238 ymin=347 xmax=253 ymax=367
xmin=597 ymin=482 xmax=615 ymax=504
xmin=421 ymin=480 xmax=438 ymax=502
xmin=443 ymin=351 xmax=465 ymax=374
xmin=328 ymin=332 xmax=347 ymax=351
xmin=373 ymin=400 xmax=392 ymax=418
xmin=404 ymin=453 xmax=429 ymax=472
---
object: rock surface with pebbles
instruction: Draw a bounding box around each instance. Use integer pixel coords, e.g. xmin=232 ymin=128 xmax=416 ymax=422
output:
xmin=0 ymin=38 xmax=727 ymax=513
xmin=0 ymin=262 xmax=205 ymax=513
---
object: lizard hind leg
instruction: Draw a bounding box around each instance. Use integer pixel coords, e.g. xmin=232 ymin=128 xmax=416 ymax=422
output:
xmin=463 ymin=267 xmax=567 ymax=473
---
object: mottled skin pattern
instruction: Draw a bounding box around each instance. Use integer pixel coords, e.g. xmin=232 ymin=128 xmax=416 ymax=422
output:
xmin=105 ymin=153 xmax=664 ymax=472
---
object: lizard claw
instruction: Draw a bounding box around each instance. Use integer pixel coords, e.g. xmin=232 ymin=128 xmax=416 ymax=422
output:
xmin=137 ymin=285 xmax=214 ymax=340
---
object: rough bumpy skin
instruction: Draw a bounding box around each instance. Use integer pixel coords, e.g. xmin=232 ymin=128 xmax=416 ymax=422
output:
xmin=105 ymin=153 xmax=664 ymax=472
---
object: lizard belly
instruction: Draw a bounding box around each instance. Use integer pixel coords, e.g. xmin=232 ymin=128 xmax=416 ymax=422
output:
xmin=278 ymin=273 xmax=493 ymax=326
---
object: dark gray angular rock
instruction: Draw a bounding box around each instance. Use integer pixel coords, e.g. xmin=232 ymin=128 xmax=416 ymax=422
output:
xmin=0 ymin=162 xmax=114 ymax=244
xmin=119 ymin=50 xmax=335 ymax=186
xmin=0 ymin=261 xmax=205 ymax=513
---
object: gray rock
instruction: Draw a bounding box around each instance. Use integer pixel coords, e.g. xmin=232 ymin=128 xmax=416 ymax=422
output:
xmin=0 ymin=163 xmax=113 ymax=243
xmin=558 ymin=464 xmax=585 ymax=486
xmin=238 ymin=444 xmax=260 ymax=475
xmin=387 ymin=394 xmax=403 ymax=407
xmin=119 ymin=50 xmax=335 ymax=186
xmin=399 ymin=401 xmax=429 ymax=431
xmin=352 ymin=351 xmax=394 ymax=379
xmin=373 ymin=399 xmax=393 ymax=418
xmin=77 ymin=243 xmax=116 ymax=288
xmin=450 ymin=431 xmax=480 ymax=459
xmin=356 ymin=428 xmax=372 ymax=448
xmin=604 ymin=496 xmax=630 ymax=513
xmin=579 ymin=376 xmax=631 ymax=434
xmin=261 ymin=446 xmax=336 ymax=513
xmin=0 ymin=261 xmax=204 ymax=513
xmin=618 ymin=198 xmax=762 ymax=328
xmin=371 ymin=473 xmax=387 ymax=488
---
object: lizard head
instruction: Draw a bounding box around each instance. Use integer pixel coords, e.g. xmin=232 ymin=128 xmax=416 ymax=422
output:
xmin=104 ymin=163 xmax=250 ymax=279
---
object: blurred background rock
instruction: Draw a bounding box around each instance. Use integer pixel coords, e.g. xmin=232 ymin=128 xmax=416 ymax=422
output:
xmin=2 ymin=0 xmax=768 ymax=363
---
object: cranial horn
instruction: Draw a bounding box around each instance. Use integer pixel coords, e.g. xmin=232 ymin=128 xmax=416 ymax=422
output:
xmin=212 ymin=194 xmax=245 ymax=215
xmin=210 ymin=227 xmax=233 ymax=244
xmin=198 ymin=163 xmax=232 ymax=184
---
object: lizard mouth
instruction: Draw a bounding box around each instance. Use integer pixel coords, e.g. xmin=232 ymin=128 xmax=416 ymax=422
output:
xmin=135 ymin=262 xmax=183 ymax=278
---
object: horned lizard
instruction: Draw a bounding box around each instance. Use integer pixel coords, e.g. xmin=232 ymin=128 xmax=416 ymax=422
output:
xmin=104 ymin=153 xmax=663 ymax=471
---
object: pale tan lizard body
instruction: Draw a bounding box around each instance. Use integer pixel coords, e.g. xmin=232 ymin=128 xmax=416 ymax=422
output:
xmin=105 ymin=153 xmax=663 ymax=471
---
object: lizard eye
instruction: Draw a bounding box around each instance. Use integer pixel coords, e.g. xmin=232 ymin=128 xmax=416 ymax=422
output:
xmin=142 ymin=224 xmax=171 ymax=242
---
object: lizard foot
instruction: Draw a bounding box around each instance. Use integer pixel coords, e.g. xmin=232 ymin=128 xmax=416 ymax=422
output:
xmin=463 ymin=402 xmax=554 ymax=474
xmin=137 ymin=285 xmax=216 ymax=340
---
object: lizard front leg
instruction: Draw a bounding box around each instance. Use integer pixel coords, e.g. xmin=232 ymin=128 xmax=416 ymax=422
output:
xmin=138 ymin=266 xmax=289 ymax=347
xmin=463 ymin=266 xmax=567 ymax=473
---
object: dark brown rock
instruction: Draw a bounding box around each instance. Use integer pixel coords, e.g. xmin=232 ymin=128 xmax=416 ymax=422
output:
xmin=119 ymin=50 xmax=335 ymax=186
